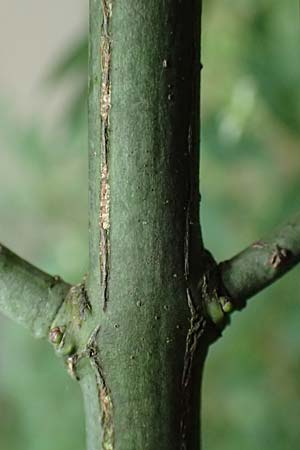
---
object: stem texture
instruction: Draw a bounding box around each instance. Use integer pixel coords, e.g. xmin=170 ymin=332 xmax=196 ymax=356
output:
xmin=220 ymin=215 xmax=300 ymax=309
xmin=85 ymin=1 xmax=205 ymax=449
xmin=0 ymin=244 xmax=70 ymax=337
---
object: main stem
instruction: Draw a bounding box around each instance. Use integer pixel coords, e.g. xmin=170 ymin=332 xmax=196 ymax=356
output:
xmin=85 ymin=1 xmax=206 ymax=449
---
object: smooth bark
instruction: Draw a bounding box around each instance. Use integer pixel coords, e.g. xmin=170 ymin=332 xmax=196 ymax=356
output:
xmin=220 ymin=214 xmax=300 ymax=310
xmin=0 ymin=243 xmax=70 ymax=338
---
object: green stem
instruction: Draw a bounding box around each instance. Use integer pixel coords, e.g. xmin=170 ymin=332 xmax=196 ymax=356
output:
xmin=0 ymin=243 xmax=70 ymax=337
xmin=85 ymin=0 xmax=205 ymax=449
xmin=220 ymin=214 xmax=300 ymax=309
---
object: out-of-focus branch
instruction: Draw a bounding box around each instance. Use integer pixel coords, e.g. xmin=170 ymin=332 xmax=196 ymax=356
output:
xmin=0 ymin=243 xmax=70 ymax=338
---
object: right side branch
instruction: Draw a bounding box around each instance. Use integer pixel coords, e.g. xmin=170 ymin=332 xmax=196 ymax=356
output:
xmin=220 ymin=214 xmax=300 ymax=310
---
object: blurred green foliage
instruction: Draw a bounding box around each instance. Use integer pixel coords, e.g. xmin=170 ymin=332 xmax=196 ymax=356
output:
xmin=0 ymin=1 xmax=299 ymax=449
xmin=201 ymin=2 xmax=300 ymax=449
xmin=46 ymin=34 xmax=88 ymax=128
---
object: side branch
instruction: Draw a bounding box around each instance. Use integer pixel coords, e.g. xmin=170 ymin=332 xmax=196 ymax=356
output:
xmin=0 ymin=244 xmax=70 ymax=338
xmin=220 ymin=215 xmax=300 ymax=309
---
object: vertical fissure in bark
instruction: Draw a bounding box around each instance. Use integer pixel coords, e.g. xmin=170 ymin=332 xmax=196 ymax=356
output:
xmin=100 ymin=0 xmax=112 ymax=310
xmin=180 ymin=288 xmax=206 ymax=449
xmin=88 ymin=328 xmax=114 ymax=450
xmin=184 ymin=126 xmax=194 ymax=282
xmin=184 ymin=199 xmax=191 ymax=283
xmin=180 ymin=1 xmax=204 ymax=443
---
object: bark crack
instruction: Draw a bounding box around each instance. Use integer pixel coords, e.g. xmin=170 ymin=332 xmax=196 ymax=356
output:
xmin=87 ymin=326 xmax=114 ymax=450
xmin=100 ymin=0 xmax=113 ymax=311
xmin=180 ymin=288 xmax=206 ymax=450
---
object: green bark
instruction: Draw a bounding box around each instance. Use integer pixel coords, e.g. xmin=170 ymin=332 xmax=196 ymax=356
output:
xmin=85 ymin=0 xmax=206 ymax=448
xmin=0 ymin=244 xmax=70 ymax=338
xmin=220 ymin=214 xmax=300 ymax=310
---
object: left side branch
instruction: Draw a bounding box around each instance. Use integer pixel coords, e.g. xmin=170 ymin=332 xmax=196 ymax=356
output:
xmin=0 ymin=243 xmax=70 ymax=338
xmin=219 ymin=215 xmax=300 ymax=310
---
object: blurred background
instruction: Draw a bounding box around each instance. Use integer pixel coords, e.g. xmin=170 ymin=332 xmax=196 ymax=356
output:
xmin=0 ymin=1 xmax=299 ymax=449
